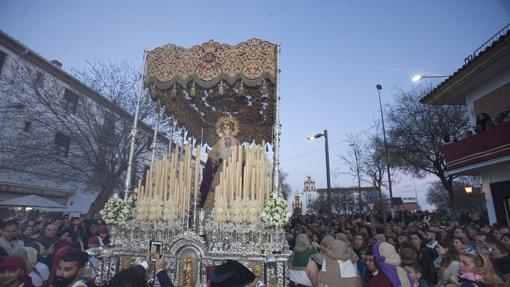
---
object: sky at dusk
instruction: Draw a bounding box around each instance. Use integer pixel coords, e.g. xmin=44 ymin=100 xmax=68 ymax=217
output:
xmin=1 ymin=0 xmax=509 ymax=210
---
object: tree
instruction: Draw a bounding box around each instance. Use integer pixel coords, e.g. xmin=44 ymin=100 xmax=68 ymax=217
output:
xmin=279 ymin=170 xmax=292 ymax=200
xmin=386 ymin=86 xmax=469 ymax=209
xmin=427 ymin=178 xmax=485 ymax=212
xmin=426 ymin=181 xmax=450 ymax=211
xmin=0 ymin=59 xmax=163 ymax=216
xmin=331 ymin=190 xmax=355 ymax=213
xmin=340 ymin=133 xmax=392 ymax=214
xmin=341 ymin=134 xmax=386 ymax=192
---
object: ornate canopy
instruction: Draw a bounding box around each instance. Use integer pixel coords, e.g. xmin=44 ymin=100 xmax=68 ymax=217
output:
xmin=145 ymin=39 xmax=278 ymax=146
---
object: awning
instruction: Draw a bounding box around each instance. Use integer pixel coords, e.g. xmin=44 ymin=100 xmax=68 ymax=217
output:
xmin=0 ymin=194 xmax=66 ymax=209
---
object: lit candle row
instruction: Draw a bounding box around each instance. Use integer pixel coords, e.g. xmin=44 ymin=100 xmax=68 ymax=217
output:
xmin=215 ymin=143 xmax=271 ymax=206
xmin=135 ymin=143 xmax=201 ymax=222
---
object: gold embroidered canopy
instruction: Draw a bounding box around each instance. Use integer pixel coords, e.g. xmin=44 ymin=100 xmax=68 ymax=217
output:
xmin=145 ymin=39 xmax=277 ymax=146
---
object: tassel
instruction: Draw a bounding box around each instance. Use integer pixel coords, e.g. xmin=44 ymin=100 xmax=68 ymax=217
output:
xmin=261 ymin=79 xmax=268 ymax=94
xmin=171 ymin=84 xmax=177 ymax=98
xmin=190 ymin=82 xmax=196 ymax=97
xmin=219 ymin=80 xmax=224 ymax=96
xmin=239 ymin=80 xmax=244 ymax=95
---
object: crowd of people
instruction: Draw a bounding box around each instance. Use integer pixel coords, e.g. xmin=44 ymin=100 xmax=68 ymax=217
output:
xmin=2 ymin=209 xmax=510 ymax=287
xmin=285 ymin=210 xmax=510 ymax=287
xmin=0 ymin=212 xmax=176 ymax=287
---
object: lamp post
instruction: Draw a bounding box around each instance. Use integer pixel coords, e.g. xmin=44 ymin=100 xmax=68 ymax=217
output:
xmin=308 ymin=130 xmax=332 ymax=230
xmin=376 ymin=84 xmax=393 ymax=212
xmin=350 ymin=144 xmax=363 ymax=212
xmin=412 ymin=74 xmax=449 ymax=82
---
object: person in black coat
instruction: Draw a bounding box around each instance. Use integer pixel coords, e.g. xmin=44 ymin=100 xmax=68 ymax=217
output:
xmin=209 ymin=260 xmax=255 ymax=287
xmin=107 ymin=255 xmax=174 ymax=287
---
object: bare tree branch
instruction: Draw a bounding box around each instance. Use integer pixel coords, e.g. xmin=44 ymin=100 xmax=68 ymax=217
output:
xmin=386 ymin=86 xmax=470 ymax=209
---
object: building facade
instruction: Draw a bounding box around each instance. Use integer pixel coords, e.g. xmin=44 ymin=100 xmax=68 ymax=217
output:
xmin=0 ymin=31 xmax=167 ymax=214
xmin=292 ymin=176 xmax=319 ymax=215
xmin=421 ymin=25 xmax=510 ymax=224
xmin=316 ymin=186 xmax=378 ymax=214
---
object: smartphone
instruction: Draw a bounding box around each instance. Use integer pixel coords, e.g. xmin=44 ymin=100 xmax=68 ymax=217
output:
xmin=149 ymin=240 xmax=163 ymax=262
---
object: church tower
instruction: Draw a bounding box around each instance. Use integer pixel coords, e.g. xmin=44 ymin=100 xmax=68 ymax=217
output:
xmin=292 ymin=193 xmax=302 ymax=214
xmin=303 ymin=176 xmax=317 ymax=214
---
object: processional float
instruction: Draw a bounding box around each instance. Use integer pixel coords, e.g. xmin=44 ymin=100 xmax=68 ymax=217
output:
xmin=93 ymin=39 xmax=290 ymax=286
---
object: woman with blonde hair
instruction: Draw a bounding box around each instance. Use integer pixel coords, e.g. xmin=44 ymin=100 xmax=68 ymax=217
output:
xmin=458 ymin=250 xmax=504 ymax=287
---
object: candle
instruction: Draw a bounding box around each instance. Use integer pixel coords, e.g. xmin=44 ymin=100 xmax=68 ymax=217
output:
xmin=237 ymin=145 xmax=242 ymax=200
xmin=185 ymin=144 xmax=191 ymax=214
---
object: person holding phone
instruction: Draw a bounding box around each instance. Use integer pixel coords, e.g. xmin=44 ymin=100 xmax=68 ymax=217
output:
xmin=154 ymin=253 xmax=174 ymax=287
xmin=106 ymin=251 xmax=174 ymax=287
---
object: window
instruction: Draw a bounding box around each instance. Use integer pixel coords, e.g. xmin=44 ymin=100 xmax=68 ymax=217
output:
xmin=103 ymin=112 xmax=115 ymax=130
xmin=98 ymin=112 xmax=115 ymax=146
xmin=62 ymin=89 xmax=79 ymax=113
xmin=23 ymin=121 xmax=32 ymax=132
xmin=0 ymin=49 xmax=7 ymax=76
xmin=54 ymin=132 xmax=71 ymax=157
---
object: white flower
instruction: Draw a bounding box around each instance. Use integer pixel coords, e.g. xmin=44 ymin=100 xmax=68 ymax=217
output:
xmin=261 ymin=193 xmax=289 ymax=229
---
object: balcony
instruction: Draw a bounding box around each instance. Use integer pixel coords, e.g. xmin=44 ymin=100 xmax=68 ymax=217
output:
xmin=444 ymin=120 xmax=510 ymax=173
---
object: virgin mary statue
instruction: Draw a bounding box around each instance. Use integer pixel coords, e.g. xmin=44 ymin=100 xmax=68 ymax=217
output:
xmin=199 ymin=116 xmax=240 ymax=209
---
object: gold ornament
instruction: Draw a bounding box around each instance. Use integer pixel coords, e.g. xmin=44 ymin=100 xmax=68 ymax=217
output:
xmin=215 ymin=116 xmax=240 ymax=138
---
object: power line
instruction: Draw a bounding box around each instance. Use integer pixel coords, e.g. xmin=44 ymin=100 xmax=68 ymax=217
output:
xmin=281 ymin=140 xmax=343 ymax=162
xmin=281 ymin=122 xmax=379 ymax=162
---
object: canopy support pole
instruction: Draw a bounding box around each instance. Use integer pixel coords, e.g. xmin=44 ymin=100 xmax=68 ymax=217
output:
xmin=124 ymin=50 xmax=147 ymax=200
xmin=150 ymin=106 xmax=161 ymax=166
xmin=168 ymin=117 xmax=175 ymax=154
xmin=272 ymin=44 xmax=282 ymax=195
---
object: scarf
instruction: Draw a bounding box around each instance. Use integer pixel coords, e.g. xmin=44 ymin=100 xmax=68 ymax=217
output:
xmin=460 ymin=272 xmax=484 ymax=282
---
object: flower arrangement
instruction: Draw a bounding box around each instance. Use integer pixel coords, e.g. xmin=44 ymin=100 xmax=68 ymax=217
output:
xmin=229 ymin=200 xmax=244 ymax=224
xmin=162 ymin=199 xmax=178 ymax=223
xmin=261 ymin=192 xmax=289 ymax=229
xmin=135 ymin=198 xmax=148 ymax=221
xmin=136 ymin=195 xmax=177 ymax=223
xmin=213 ymin=197 xmax=230 ymax=224
xmin=213 ymin=199 xmax=262 ymax=225
xmin=244 ymin=200 xmax=261 ymax=224
xmin=100 ymin=194 xmax=136 ymax=225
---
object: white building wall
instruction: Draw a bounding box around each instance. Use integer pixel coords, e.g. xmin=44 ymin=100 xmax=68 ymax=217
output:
xmin=464 ymin=69 xmax=510 ymax=126
xmin=0 ymin=38 xmax=158 ymax=214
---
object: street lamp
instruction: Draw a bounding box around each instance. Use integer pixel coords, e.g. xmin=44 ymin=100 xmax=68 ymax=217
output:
xmin=350 ymin=144 xmax=363 ymax=212
xmin=412 ymin=74 xmax=449 ymax=82
xmin=464 ymin=185 xmax=473 ymax=194
xmin=307 ymin=130 xmax=332 ymax=230
xmin=376 ymin=84 xmax=394 ymax=210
